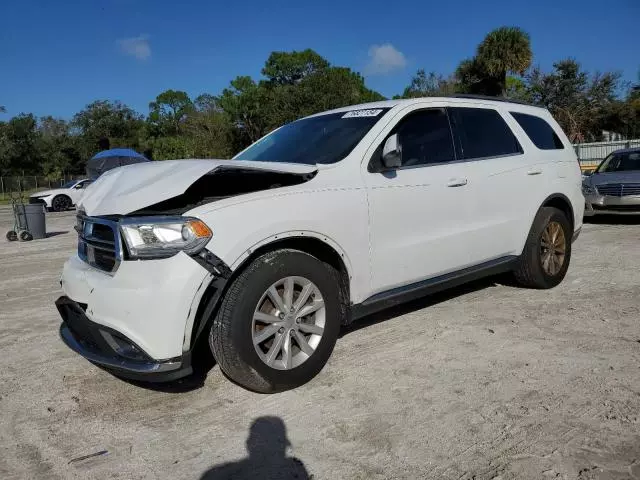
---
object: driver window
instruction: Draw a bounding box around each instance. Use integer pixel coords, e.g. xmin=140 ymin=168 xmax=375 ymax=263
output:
xmin=395 ymin=109 xmax=456 ymax=167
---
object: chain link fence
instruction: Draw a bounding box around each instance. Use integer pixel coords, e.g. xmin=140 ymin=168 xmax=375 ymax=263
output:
xmin=0 ymin=175 xmax=85 ymax=202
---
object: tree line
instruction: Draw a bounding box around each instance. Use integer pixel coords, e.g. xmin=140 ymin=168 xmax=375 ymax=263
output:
xmin=1 ymin=27 xmax=638 ymax=177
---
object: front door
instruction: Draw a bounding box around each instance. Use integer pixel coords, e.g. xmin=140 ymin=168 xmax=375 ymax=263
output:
xmin=363 ymin=105 xmax=478 ymax=296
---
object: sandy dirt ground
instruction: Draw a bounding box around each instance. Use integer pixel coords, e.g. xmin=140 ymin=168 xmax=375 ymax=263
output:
xmin=0 ymin=208 xmax=639 ymax=480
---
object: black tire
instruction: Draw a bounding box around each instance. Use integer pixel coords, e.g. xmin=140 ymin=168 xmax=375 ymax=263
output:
xmin=6 ymin=231 xmax=18 ymax=241
xmin=513 ymin=206 xmax=572 ymax=289
xmin=210 ymin=249 xmax=343 ymax=393
xmin=51 ymin=195 xmax=71 ymax=212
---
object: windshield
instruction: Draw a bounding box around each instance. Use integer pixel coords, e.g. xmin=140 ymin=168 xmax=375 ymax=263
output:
xmin=62 ymin=180 xmax=77 ymax=188
xmin=234 ymin=108 xmax=390 ymax=165
xmin=596 ymin=151 xmax=640 ymax=173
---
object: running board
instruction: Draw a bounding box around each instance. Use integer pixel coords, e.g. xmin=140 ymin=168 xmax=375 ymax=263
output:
xmin=351 ymin=256 xmax=518 ymax=320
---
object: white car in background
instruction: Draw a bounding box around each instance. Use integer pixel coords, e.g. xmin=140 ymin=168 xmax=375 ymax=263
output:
xmin=29 ymin=179 xmax=92 ymax=212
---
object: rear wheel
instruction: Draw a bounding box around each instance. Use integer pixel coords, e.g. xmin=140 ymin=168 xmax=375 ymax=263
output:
xmin=51 ymin=195 xmax=71 ymax=212
xmin=209 ymin=249 xmax=342 ymax=393
xmin=513 ymin=207 xmax=572 ymax=289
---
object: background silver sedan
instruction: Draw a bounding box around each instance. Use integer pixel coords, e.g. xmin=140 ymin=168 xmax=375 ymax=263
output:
xmin=583 ymin=147 xmax=640 ymax=215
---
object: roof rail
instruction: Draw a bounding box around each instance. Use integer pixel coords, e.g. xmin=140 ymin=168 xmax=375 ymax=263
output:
xmin=450 ymin=94 xmax=538 ymax=107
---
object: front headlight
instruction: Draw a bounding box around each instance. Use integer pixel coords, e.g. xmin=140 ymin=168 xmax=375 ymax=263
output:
xmin=120 ymin=217 xmax=212 ymax=259
xmin=582 ymin=183 xmax=597 ymax=196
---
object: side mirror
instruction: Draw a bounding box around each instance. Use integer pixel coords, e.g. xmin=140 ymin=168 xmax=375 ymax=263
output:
xmin=381 ymin=134 xmax=402 ymax=169
xmin=582 ymin=169 xmax=594 ymax=176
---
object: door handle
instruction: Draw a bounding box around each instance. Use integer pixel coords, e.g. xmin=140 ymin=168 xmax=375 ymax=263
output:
xmin=527 ymin=169 xmax=543 ymax=176
xmin=447 ymin=178 xmax=468 ymax=187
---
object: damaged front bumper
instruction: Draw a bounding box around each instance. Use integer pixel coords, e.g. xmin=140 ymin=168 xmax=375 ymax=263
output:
xmin=57 ymin=296 xmax=191 ymax=382
xmin=57 ymin=250 xmax=223 ymax=382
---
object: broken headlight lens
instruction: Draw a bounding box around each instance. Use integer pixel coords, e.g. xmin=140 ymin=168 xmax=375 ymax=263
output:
xmin=120 ymin=217 xmax=212 ymax=259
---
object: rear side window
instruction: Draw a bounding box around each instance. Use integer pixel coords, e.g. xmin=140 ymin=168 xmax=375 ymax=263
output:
xmin=510 ymin=112 xmax=564 ymax=150
xmin=449 ymin=107 xmax=522 ymax=160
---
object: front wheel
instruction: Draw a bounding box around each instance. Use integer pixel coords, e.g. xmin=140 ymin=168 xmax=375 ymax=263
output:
xmin=209 ymin=249 xmax=343 ymax=393
xmin=51 ymin=195 xmax=71 ymax=212
xmin=513 ymin=206 xmax=572 ymax=289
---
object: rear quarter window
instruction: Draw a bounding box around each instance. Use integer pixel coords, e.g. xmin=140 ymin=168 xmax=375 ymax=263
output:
xmin=510 ymin=112 xmax=564 ymax=150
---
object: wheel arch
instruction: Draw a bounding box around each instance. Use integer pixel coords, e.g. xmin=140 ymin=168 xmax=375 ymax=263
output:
xmin=188 ymin=233 xmax=353 ymax=353
xmin=540 ymin=193 xmax=575 ymax=233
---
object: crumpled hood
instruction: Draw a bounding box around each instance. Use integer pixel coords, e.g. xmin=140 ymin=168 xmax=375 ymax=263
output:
xmin=79 ymin=159 xmax=317 ymax=216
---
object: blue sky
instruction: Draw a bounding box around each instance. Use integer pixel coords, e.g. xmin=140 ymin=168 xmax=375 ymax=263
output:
xmin=1 ymin=0 xmax=638 ymax=120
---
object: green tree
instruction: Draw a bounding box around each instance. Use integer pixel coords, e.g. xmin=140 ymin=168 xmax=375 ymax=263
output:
xmin=476 ymin=26 xmax=532 ymax=95
xmin=455 ymin=27 xmax=532 ymax=96
xmin=38 ymin=116 xmax=83 ymax=177
xmin=218 ymin=51 xmax=385 ymax=150
xmin=527 ymin=59 xmax=621 ymax=141
xmin=504 ymin=76 xmax=531 ymax=101
xmin=600 ymin=82 xmax=640 ymax=139
xmin=0 ymin=114 xmax=40 ymax=174
xmin=397 ymin=69 xmax=458 ymax=98
xmin=184 ymin=109 xmax=234 ymax=158
xmin=455 ymin=57 xmax=493 ymax=94
xmin=194 ymin=93 xmax=221 ymax=113
xmin=148 ymin=89 xmax=193 ymax=136
xmin=144 ymin=135 xmax=194 ymax=161
xmin=262 ymin=49 xmax=330 ymax=85
xmin=294 ymin=66 xmax=384 ymax=115
xmin=72 ymin=100 xmax=144 ymax=158
xmin=218 ymin=76 xmax=269 ymax=147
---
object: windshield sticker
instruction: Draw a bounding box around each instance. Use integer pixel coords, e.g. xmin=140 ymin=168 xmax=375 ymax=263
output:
xmin=342 ymin=109 xmax=383 ymax=118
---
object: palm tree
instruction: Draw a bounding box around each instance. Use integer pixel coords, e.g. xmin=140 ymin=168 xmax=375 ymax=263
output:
xmin=476 ymin=26 xmax=532 ymax=95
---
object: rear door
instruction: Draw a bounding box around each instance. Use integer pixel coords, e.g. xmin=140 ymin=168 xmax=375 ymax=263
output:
xmin=447 ymin=105 xmax=546 ymax=264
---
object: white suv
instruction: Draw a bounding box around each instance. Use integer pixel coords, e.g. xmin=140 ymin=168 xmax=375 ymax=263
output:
xmin=57 ymin=96 xmax=584 ymax=392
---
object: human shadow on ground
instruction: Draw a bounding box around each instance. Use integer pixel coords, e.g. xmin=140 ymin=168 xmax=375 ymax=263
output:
xmin=199 ymin=416 xmax=309 ymax=480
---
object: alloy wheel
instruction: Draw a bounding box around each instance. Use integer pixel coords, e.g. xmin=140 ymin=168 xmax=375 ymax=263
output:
xmin=540 ymin=221 xmax=566 ymax=276
xmin=53 ymin=196 xmax=70 ymax=212
xmin=251 ymin=276 xmax=326 ymax=370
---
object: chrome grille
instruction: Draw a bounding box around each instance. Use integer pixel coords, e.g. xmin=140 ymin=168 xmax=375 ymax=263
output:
xmin=596 ymin=183 xmax=640 ymax=197
xmin=76 ymin=215 xmax=122 ymax=273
